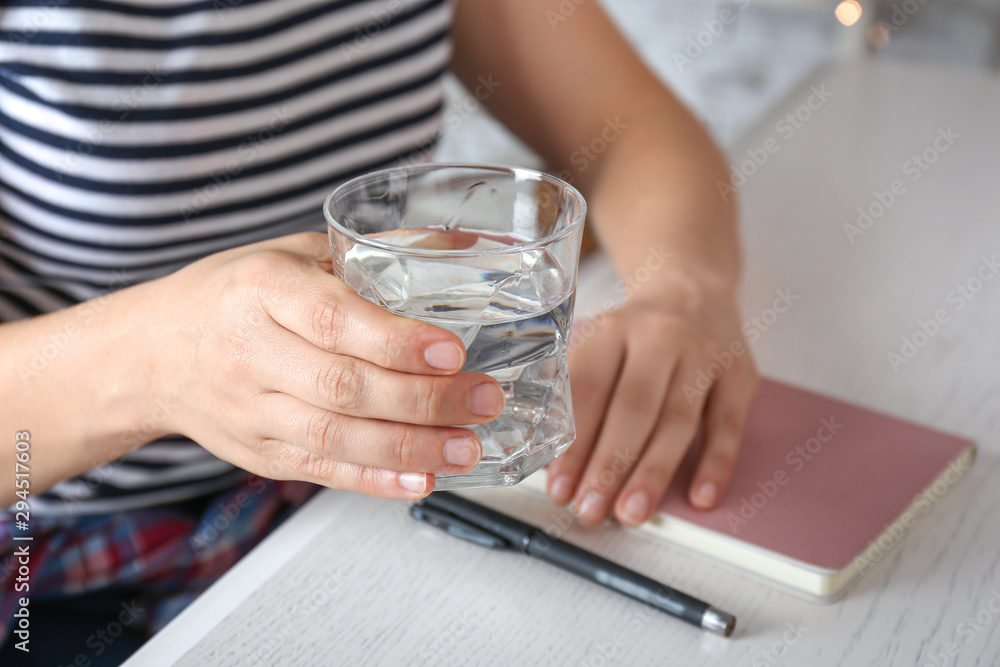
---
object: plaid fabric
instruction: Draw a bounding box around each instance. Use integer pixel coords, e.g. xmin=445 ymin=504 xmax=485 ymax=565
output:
xmin=0 ymin=475 xmax=319 ymax=649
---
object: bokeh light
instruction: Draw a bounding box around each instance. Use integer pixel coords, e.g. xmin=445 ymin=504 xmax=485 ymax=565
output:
xmin=835 ymin=0 xmax=863 ymax=27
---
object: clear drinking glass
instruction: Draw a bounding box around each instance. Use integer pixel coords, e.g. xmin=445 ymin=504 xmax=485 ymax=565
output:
xmin=325 ymin=164 xmax=586 ymax=489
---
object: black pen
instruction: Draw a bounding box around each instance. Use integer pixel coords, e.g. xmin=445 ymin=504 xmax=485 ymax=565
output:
xmin=411 ymin=491 xmax=736 ymax=637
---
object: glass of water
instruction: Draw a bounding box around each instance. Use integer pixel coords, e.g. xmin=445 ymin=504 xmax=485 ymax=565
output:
xmin=325 ymin=164 xmax=586 ymax=490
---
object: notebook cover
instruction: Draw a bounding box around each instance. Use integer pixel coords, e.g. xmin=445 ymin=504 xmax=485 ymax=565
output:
xmin=656 ymin=377 xmax=974 ymax=571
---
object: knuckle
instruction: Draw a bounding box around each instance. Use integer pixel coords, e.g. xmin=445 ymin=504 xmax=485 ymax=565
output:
xmin=390 ymin=426 xmax=418 ymax=470
xmin=253 ymin=443 xmax=289 ymax=481
xmin=714 ymin=409 xmax=746 ymax=440
xmin=577 ymin=473 xmax=604 ymax=496
xmin=319 ymin=358 xmax=365 ymax=411
xmin=663 ymin=394 xmax=699 ymax=425
xmin=703 ymin=450 xmax=738 ymax=474
xmin=352 ymin=465 xmax=384 ymax=496
xmin=582 ymin=458 xmax=625 ymax=492
xmin=646 ymin=313 xmax=677 ymax=336
xmin=310 ymin=299 xmax=344 ymax=351
xmin=412 ymin=376 xmax=444 ymax=423
xmin=379 ymin=320 xmax=421 ymax=367
xmin=233 ymin=250 xmax=288 ymax=295
xmin=289 ymin=231 xmax=318 ymax=247
xmin=635 ymin=464 xmax=676 ymax=487
xmin=301 ymin=450 xmax=338 ymax=482
xmin=305 ymin=410 xmax=342 ymax=456
xmin=378 ymin=328 xmax=402 ymax=368
xmin=618 ymin=383 xmax=657 ymax=415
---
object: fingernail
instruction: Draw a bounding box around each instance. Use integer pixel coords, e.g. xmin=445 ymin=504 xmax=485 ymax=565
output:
xmin=549 ymin=476 xmax=574 ymax=505
xmin=424 ymin=341 xmax=464 ymax=371
xmin=621 ymin=492 xmax=650 ymax=525
xmin=444 ymin=437 xmax=480 ymax=467
xmin=399 ymin=472 xmax=427 ymax=494
xmin=576 ymin=492 xmax=609 ymax=524
xmin=469 ymin=383 xmax=504 ymax=417
xmin=696 ymin=481 xmax=717 ymax=506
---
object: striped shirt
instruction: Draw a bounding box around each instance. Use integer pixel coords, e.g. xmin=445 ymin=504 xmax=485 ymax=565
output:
xmin=1 ymin=0 xmax=451 ymax=515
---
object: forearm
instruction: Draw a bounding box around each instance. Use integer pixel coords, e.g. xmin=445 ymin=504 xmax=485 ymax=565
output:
xmin=1 ymin=282 xmax=164 ymax=504
xmin=452 ymin=0 xmax=741 ymax=295
xmin=580 ymin=98 xmax=742 ymax=299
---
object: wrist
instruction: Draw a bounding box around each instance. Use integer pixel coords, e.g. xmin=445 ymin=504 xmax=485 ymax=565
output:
xmin=96 ymin=278 xmax=178 ymax=452
xmin=624 ymin=260 xmax=739 ymax=312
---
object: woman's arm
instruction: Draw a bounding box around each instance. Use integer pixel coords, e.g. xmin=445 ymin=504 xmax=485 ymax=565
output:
xmin=452 ymin=0 xmax=760 ymax=525
xmin=2 ymin=233 xmax=502 ymax=506
xmin=1 ymin=281 xmax=163 ymax=502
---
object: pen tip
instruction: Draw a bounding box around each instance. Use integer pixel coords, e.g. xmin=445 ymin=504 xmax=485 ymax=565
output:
xmin=701 ymin=607 xmax=736 ymax=637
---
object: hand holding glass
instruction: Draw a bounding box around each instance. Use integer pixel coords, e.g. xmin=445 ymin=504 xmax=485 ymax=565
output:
xmin=325 ymin=164 xmax=586 ymax=489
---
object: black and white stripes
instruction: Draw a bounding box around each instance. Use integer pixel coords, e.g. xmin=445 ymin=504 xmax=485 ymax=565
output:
xmin=1 ymin=0 xmax=451 ymax=514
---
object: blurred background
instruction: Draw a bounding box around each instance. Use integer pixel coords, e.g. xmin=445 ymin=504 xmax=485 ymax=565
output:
xmin=438 ymin=0 xmax=1000 ymax=162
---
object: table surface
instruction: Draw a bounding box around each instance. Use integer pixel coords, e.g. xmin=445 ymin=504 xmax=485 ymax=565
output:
xmin=125 ymin=58 xmax=1000 ymax=667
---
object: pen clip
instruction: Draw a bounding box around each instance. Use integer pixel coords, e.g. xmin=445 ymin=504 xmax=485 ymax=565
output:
xmin=410 ymin=503 xmax=511 ymax=550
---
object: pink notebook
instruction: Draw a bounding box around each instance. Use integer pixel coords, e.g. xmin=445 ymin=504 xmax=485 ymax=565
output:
xmin=522 ymin=377 xmax=975 ymax=602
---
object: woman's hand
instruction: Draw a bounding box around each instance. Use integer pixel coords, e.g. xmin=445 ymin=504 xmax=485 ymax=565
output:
xmin=545 ymin=268 xmax=759 ymax=526
xmin=146 ymin=232 xmax=504 ymax=499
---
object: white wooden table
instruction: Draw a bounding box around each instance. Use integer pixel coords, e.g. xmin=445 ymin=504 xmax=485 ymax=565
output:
xmin=125 ymin=59 xmax=1000 ymax=666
